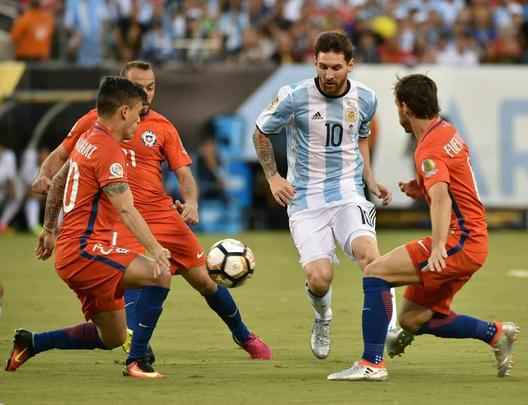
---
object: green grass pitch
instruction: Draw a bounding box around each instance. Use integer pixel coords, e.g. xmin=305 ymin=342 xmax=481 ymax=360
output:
xmin=0 ymin=230 xmax=527 ymax=405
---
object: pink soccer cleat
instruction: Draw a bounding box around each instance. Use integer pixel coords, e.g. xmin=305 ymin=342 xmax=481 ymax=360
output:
xmin=240 ymin=334 xmax=272 ymax=360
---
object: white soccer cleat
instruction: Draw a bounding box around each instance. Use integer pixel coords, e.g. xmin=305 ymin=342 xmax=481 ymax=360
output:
xmin=327 ymin=360 xmax=388 ymax=382
xmin=386 ymin=327 xmax=415 ymax=358
xmin=310 ymin=319 xmax=331 ymax=359
xmin=493 ymin=322 xmax=520 ymax=377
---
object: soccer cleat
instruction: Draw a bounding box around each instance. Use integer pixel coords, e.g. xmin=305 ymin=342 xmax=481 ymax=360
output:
xmin=492 ymin=322 xmax=520 ymax=377
xmin=121 ymin=328 xmax=156 ymax=364
xmin=123 ymin=359 xmax=164 ymax=379
xmin=5 ymin=329 xmax=35 ymax=372
xmin=327 ymin=360 xmax=388 ymax=382
xmin=238 ymin=333 xmax=272 ymax=360
xmin=310 ymin=319 xmax=331 ymax=359
xmin=386 ymin=327 xmax=415 ymax=358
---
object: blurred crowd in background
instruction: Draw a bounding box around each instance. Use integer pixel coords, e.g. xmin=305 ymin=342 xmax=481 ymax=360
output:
xmin=2 ymin=0 xmax=528 ymax=66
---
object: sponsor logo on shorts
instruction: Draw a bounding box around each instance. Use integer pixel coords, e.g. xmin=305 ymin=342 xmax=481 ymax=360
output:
xmin=92 ymin=243 xmax=129 ymax=255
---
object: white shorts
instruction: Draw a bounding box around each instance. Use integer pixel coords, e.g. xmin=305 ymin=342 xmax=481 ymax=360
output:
xmin=289 ymin=200 xmax=376 ymax=266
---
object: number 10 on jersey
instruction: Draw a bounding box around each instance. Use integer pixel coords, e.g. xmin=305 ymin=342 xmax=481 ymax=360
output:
xmin=325 ymin=123 xmax=343 ymax=147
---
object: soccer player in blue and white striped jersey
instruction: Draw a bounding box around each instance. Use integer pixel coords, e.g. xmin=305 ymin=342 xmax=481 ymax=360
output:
xmin=253 ymin=31 xmax=397 ymax=360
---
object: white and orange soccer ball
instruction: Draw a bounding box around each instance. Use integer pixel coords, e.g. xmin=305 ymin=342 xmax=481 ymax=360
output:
xmin=206 ymin=239 xmax=255 ymax=288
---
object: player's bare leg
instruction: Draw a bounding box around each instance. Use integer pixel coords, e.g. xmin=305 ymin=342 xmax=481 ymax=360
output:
xmin=304 ymin=259 xmax=333 ymax=359
xmin=181 ymin=265 xmax=271 ymax=360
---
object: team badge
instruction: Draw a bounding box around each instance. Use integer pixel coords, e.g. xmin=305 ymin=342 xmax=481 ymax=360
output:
xmin=141 ymin=130 xmax=157 ymax=147
xmin=345 ymin=109 xmax=358 ymax=124
xmin=109 ymin=162 xmax=124 ymax=178
xmin=421 ymin=159 xmax=438 ymax=178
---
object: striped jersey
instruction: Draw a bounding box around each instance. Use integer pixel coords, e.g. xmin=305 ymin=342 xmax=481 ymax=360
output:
xmin=256 ymin=78 xmax=377 ymax=215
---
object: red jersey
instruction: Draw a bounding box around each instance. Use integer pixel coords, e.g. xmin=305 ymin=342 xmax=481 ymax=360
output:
xmin=61 ymin=109 xmax=191 ymax=221
xmin=415 ymin=118 xmax=488 ymax=253
xmin=56 ymin=123 xmax=128 ymax=268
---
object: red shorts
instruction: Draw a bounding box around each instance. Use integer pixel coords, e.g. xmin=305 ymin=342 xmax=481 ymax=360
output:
xmin=114 ymin=210 xmax=205 ymax=274
xmin=404 ymin=234 xmax=487 ymax=315
xmin=56 ymin=241 xmax=140 ymax=320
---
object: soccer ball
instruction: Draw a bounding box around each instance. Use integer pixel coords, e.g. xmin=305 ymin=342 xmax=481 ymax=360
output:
xmin=206 ymin=239 xmax=255 ymax=288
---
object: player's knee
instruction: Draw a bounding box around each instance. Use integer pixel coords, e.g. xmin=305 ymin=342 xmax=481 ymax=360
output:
xmin=157 ymin=269 xmax=172 ymax=288
xmin=307 ymin=271 xmax=331 ymax=295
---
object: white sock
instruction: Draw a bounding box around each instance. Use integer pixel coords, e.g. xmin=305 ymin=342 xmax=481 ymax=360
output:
xmin=389 ymin=287 xmax=398 ymax=330
xmin=25 ymin=198 xmax=40 ymax=229
xmin=305 ymin=282 xmax=332 ymax=321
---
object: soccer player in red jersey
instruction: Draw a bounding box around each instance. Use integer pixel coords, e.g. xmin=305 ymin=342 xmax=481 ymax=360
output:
xmin=328 ymin=74 xmax=519 ymax=381
xmin=6 ymin=77 xmax=172 ymax=378
xmin=32 ymin=61 xmax=271 ymax=360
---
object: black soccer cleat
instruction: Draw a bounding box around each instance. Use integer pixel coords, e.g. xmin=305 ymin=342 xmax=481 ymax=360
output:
xmin=5 ymin=329 xmax=35 ymax=372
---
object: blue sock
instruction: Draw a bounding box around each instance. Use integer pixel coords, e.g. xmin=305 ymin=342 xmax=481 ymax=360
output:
xmin=416 ymin=312 xmax=497 ymax=343
xmin=361 ymin=277 xmax=393 ymax=365
xmin=205 ymin=286 xmax=251 ymax=344
xmin=33 ymin=323 xmax=107 ymax=354
xmin=124 ymin=288 xmax=141 ymax=331
xmin=127 ymin=286 xmax=169 ymax=363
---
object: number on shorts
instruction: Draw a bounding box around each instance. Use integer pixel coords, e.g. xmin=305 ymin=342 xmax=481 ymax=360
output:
xmin=63 ymin=160 xmax=80 ymax=213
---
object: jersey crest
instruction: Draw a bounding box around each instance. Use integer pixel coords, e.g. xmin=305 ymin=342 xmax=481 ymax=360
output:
xmin=141 ymin=130 xmax=157 ymax=147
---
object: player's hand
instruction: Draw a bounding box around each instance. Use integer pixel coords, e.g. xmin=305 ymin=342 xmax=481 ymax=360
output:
xmin=174 ymin=200 xmax=199 ymax=224
xmin=369 ymin=183 xmax=392 ymax=206
xmin=268 ymin=174 xmax=295 ymax=207
xmin=32 ymin=175 xmax=52 ymax=195
xmin=35 ymin=228 xmax=56 ymax=260
xmin=149 ymin=245 xmax=171 ymax=278
xmin=399 ymin=180 xmax=423 ymax=200
xmin=426 ymin=245 xmax=448 ymax=272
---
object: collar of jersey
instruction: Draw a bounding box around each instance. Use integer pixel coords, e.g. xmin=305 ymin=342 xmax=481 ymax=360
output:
xmin=93 ymin=121 xmax=113 ymax=136
xmin=314 ymin=78 xmax=351 ymax=99
xmin=419 ymin=117 xmax=444 ymax=144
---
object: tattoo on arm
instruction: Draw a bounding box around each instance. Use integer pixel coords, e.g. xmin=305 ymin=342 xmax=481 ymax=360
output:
xmin=43 ymin=162 xmax=69 ymax=231
xmin=103 ymin=182 xmax=129 ymax=196
xmin=253 ymin=130 xmax=278 ymax=180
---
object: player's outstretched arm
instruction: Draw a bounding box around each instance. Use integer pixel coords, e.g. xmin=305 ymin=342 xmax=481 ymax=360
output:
xmin=427 ymin=182 xmax=451 ymax=272
xmin=174 ymin=166 xmax=199 ymax=224
xmin=358 ymin=137 xmax=391 ymax=206
xmin=253 ymin=128 xmax=295 ymax=207
xmin=32 ymin=144 xmax=70 ymax=194
xmin=36 ymin=161 xmax=69 ymax=260
xmin=103 ymin=182 xmax=171 ymax=276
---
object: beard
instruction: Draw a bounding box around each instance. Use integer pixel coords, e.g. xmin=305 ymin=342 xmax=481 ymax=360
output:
xmin=400 ymin=118 xmax=412 ymax=134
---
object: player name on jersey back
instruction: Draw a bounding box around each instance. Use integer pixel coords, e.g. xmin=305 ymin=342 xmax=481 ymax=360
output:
xmin=75 ymin=136 xmax=97 ymax=159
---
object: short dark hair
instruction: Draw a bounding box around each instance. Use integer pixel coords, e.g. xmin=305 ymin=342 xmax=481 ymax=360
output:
xmin=96 ymin=76 xmax=147 ymax=117
xmin=394 ymin=74 xmax=440 ymax=119
xmin=120 ymin=60 xmax=152 ymax=77
xmin=314 ymin=31 xmax=354 ymax=62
